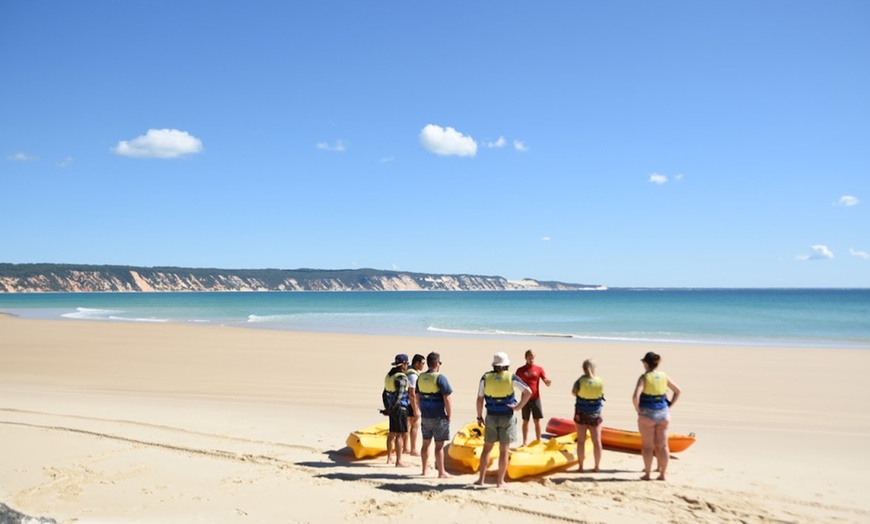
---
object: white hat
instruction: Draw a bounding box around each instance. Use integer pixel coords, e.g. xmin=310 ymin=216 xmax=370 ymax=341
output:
xmin=492 ymin=352 xmax=510 ymax=367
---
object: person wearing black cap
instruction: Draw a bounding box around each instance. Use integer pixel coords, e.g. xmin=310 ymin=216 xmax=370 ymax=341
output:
xmin=383 ymin=353 xmax=411 ymax=467
xmin=632 ymin=351 xmax=682 ymax=481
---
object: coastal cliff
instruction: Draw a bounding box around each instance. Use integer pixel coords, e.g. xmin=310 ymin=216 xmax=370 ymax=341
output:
xmin=0 ymin=264 xmax=605 ymax=293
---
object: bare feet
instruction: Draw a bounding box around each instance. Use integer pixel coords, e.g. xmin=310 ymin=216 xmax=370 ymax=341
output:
xmin=438 ymin=472 xmax=453 ymax=479
xmin=395 ymin=462 xmax=410 ymax=468
xmin=577 ymin=466 xmax=584 ymax=473
xmin=640 ymin=474 xmax=652 ymax=481
xmin=593 ymin=466 xmax=600 ymax=472
xmin=409 ymin=451 xmax=420 ymax=457
xmin=656 ymin=474 xmax=666 ymax=481
xmin=473 ymin=479 xmax=485 ymax=486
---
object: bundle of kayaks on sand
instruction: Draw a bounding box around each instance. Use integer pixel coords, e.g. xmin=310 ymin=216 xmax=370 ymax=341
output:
xmin=346 ymin=417 xmax=695 ymax=480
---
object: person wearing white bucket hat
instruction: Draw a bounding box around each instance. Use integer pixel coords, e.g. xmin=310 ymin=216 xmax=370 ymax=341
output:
xmin=473 ymin=352 xmax=532 ymax=487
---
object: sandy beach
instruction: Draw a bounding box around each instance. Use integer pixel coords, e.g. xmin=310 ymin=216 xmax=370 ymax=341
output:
xmin=1 ymin=314 xmax=868 ymax=523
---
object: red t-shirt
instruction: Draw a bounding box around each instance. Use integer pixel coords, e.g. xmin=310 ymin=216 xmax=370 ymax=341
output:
xmin=516 ymin=364 xmax=547 ymax=400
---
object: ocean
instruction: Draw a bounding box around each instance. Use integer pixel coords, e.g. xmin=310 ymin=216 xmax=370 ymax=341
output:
xmin=1 ymin=289 xmax=868 ymax=349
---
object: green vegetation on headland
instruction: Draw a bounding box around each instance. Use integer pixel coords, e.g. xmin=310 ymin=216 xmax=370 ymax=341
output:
xmin=0 ymin=263 xmax=604 ymax=293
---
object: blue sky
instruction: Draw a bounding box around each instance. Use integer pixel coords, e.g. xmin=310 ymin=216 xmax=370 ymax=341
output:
xmin=1 ymin=1 xmax=868 ymax=288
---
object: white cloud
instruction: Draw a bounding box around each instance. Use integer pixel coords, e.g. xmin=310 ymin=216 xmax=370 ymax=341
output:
xmin=836 ymin=195 xmax=859 ymax=207
xmin=485 ymin=136 xmax=506 ymax=148
xmin=317 ymin=140 xmax=345 ymax=152
xmin=379 ymin=155 xmax=395 ymax=163
xmin=513 ymin=140 xmax=528 ymax=152
xmin=56 ymin=156 xmax=74 ymax=168
xmin=674 ymin=173 xmax=684 ymax=181
xmin=796 ymin=245 xmax=834 ymax=261
xmin=649 ymin=173 xmax=668 ymax=185
xmin=541 ymin=236 xmax=551 ymax=242
xmin=113 ymin=129 xmax=203 ymax=158
xmin=419 ymin=124 xmax=477 ymax=157
xmin=850 ymin=248 xmax=869 ymax=260
xmin=7 ymin=152 xmax=38 ymax=161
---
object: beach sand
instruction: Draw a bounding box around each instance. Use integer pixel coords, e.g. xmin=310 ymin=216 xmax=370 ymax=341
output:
xmin=1 ymin=314 xmax=868 ymax=523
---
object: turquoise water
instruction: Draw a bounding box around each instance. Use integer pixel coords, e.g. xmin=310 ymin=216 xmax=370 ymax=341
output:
xmin=1 ymin=290 xmax=868 ymax=348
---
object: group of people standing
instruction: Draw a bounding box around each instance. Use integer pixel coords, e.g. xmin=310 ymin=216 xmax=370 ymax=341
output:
xmin=381 ymin=348 xmax=681 ymax=485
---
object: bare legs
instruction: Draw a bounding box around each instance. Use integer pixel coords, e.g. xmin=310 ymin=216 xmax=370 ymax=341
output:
xmin=589 ymin=423 xmax=602 ymax=472
xmin=521 ymin=417 xmax=544 ymax=447
xmin=654 ymin=418 xmax=670 ymax=480
xmin=574 ymin=424 xmax=602 ymax=472
xmin=637 ymin=416 xmax=656 ymax=480
xmin=406 ymin=415 xmax=420 ymax=456
xmin=387 ymin=432 xmax=408 ymax=467
xmin=421 ymin=438 xmax=452 ymax=478
xmin=421 ymin=437 xmax=430 ymax=475
xmin=474 ymin=441 xmax=509 ymax=487
xmin=474 ymin=442 xmax=495 ymax=486
xmin=638 ymin=415 xmax=669 ymax=480
xmin=495 ymin=442 xmax=510 ymax=487
xmin=434 ymin=440 xmax=451 ymax=478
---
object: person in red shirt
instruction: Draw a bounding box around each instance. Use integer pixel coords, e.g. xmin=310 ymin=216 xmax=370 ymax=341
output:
xmin=515 ymin=349 xmax=552 ymax=446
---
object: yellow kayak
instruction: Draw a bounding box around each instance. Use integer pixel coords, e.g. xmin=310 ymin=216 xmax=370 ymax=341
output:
xmin=506 ymin=431 xmax=593 ymax=479
xmin=447 ymin=421 xmax=499 ymax=472
xmin=346 ymin=421 xmax=389 ymax=459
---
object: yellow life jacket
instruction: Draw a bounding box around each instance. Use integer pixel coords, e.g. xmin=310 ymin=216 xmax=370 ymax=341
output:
xmin=384 ymin=373 xmax=398 ymax=392
xmin=483 ymin=370 xmax=516 ymax=414
xmin=575 ymin=375 xmax=604 ymax=413
xmin=642 ymin=371 xmax=668 ymax=396
xmin=639 ymin=371 xmax=668 ymax=410
xmin=417 ymin=371 xmax=440 ymax=395
xmin=383 ymin=370 xmax=410 ymax=409
xmin=576 ymin=376 xmax=604 ymax=400
xmin=405 ymin=368 xmax=420 ymax=378
xmin=417 ymin=371 xmax=444 ymax=412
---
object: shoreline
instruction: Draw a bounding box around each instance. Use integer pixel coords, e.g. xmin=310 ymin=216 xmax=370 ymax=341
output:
xmin=5 ymin=313 xmax=869 ymax=351
xmin=2 ymin=288 xmax=868 ymax=351
xmin=2 ymin=315 xmax=869 ymax=523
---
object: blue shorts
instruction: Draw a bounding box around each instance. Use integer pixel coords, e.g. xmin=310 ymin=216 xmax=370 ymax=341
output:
xmin=421 ymin=417 xmax=450 ymax=442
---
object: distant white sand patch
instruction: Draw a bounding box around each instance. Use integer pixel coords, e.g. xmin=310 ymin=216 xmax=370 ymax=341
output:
xmin=113 ymin=129 xmax=203 ymax=158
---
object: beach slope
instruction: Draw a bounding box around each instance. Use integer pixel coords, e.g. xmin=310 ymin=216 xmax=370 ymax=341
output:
xmin=1 ymin=315 xmax=868 ymax=523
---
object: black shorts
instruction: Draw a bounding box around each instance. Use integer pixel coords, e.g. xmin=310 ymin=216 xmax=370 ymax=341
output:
xmin=389 ymin=407 xmax=409 ymax=433
xmin=522 ymin=398 xmax=543 ymax=420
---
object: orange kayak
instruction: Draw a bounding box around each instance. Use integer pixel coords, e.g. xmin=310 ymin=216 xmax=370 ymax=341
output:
xmin=545 ymin=417 xmax=696 ymax=453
